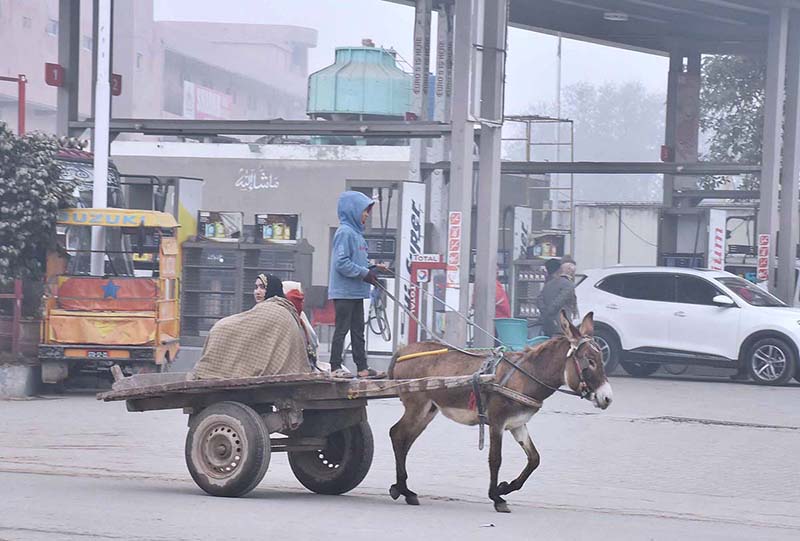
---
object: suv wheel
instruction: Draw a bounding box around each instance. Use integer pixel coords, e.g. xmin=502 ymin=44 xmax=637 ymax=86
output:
xmin=620 ymin=361 xmax=659 ymax=378
xmin=593 ymin=327 xmax=620 ymax=374
xmin=746 ymin=338 xmax=796 ymax=385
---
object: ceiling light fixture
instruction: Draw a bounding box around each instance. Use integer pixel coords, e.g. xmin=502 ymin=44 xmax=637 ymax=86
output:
xmin=603 ymin=12 xmax=629 ymax=22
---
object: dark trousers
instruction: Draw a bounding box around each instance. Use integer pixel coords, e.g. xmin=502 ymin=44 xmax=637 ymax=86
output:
xmin=330 ymin=299 xmax=367 ymax=371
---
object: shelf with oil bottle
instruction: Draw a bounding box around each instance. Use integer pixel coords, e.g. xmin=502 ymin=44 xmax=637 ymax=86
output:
xmin=516 ymin=267 xmax=548 ymax=283
xmin=256 ymin=213 xmax=299 ymax=243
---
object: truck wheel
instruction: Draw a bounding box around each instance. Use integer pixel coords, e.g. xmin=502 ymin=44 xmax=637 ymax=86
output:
xmin=288 ymin=421 xmax=374 ymax=495
xmin=620 ymin=361 xmax=660 ymax=377
xmin=747 ymin=338 xmax=796 ymax=385
xmin=185 ymin=401 xmax=270 ymax=497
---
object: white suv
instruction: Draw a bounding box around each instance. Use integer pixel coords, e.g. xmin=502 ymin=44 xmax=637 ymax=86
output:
xmin=576 ymin=267 xmax=800 ymax=385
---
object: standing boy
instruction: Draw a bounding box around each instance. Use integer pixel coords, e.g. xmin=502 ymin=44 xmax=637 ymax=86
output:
xmin=328 ymin=191 xmax=386 ymax=378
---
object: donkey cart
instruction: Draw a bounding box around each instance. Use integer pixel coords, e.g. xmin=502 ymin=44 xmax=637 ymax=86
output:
xmin=98 ymin=371 xmax=492 ymax=498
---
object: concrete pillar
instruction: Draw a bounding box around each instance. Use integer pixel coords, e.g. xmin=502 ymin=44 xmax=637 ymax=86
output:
xmin=474 ymin=0 xmax=508 ymax=347
xmin=400 ymin=0 xmax=432 ymax=341
xmin=659 ymin=52 xmax=684 ymax=256
xmin=660 ymin=50 xmax=702 ymax=258
xmin=758 ymin=7 xmax=790 ymax=292
xmin=676 ymin=51 xmax=701 ymax=188
xmin=57 ymin=0 xmax=80 ymax=137
xmin=777 ymin=10 xmax=800 ymax=303
xmin=445 ymin=0 xmax=477 ymax=344
xmin=428 ymin=3 xmax=453 ymax=258
xmin=428 ymin=4 xmax=454 ymax=334
xmin=407 ymin=0 xmax=432 ymax=185
xmin=662 ymin=53 xmax=682 ymax=209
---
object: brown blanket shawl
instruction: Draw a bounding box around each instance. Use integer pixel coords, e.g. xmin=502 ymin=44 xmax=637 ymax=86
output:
xmin=192 ymin=297 xmax=311 ymax=380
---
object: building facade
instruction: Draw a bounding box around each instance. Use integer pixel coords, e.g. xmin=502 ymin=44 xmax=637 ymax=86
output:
xmin=0 ymin=0 xmax=317 ymax=133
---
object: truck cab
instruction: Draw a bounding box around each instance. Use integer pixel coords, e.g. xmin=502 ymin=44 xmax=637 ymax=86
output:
xmin=38 ymin=151 xmax=181 ymax=385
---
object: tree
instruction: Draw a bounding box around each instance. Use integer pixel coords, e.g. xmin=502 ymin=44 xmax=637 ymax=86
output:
xmin=699 ymin=55 xmax=765 ymax=189
xmin=562 ymin=81 xmax=665 ymax=163
xmin=518 ymin=81 xmax=666 ymax=202
xmin=0 ymin=123 xmax=76 ymax=289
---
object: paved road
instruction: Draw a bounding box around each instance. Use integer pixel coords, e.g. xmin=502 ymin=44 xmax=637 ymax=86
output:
xmin=0 ymin=376 xmax=797 ymax=540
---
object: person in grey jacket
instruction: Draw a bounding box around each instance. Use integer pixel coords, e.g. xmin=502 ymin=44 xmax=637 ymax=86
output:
xmin=328 ymin=191 xmax=386 ymax=379
xmin=536 ymin=261 xmax=579 ymax=336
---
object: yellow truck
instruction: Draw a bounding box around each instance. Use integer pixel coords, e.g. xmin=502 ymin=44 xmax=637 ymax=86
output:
xmin=39 ymin=208 xmax=181 ymax=385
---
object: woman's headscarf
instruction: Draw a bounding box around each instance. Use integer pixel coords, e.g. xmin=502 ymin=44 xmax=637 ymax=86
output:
xmin=257 ymin=273 xmax=285 ymax=300
xmin=282 ymin=280 xmax=304 ymax=314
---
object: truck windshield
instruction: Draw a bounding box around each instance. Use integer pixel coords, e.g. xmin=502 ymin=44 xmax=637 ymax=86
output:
xmin=716 ymin=277 xmax=786 ymax=307
xmin=64 ymin=226 xmax=135 ymax=276
xmin=59 ymin=159 xmax=135 ymax=276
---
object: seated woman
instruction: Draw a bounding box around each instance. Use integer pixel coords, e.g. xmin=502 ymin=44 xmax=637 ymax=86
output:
xmin=282 ymin=280 xmax=323 ymax=370
xmin=190 ymin=274 xmax=311 ymax=380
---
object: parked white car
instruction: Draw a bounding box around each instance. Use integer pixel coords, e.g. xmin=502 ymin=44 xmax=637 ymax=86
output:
xmin=575 ymin=267 xmax=800 ymax=385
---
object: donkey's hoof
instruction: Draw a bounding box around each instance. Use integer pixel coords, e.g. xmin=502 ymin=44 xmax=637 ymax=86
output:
xmin=497 ymin=481 xmax=511 ymax=495
xmin=389 ymin=485 xmax=401 ymax=500
xmin=494 ymin=501 xmax=511 ymax=513
xmin=405 ymin=494 xmax=420 ymax=506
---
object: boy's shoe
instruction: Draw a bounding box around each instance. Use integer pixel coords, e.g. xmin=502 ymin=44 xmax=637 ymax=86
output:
xmin=357 ymin=367 xmax=387 ymax=379
xmin=331 ymin=368 xmax=355 ymax=378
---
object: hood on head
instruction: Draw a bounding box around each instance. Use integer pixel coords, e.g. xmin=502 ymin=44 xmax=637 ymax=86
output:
xmin=337 ymin=191 xmax=374 ymax=232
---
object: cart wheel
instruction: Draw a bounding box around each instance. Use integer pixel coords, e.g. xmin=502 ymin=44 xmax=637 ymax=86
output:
xmin=288 ymin=420 xmax=374 ymax=495
xmin=185 ymin=401 xmax=270 ymax=497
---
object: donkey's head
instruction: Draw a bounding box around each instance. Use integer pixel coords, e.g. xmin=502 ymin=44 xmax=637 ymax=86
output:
xmin=559 ymin=311 xmax=613 ymax=410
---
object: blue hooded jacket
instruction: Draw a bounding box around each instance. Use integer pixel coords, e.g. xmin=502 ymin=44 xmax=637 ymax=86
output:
xmin=328 ymin=191 xmax=374 ymax=300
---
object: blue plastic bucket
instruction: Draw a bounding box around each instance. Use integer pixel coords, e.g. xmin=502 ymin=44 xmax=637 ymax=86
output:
xmin=494 ymin=318 xmax=550 ymax=351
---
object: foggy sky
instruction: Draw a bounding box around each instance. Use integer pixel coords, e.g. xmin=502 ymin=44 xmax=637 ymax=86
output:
xmin=153 ymin=0 xmax=669 ymax=115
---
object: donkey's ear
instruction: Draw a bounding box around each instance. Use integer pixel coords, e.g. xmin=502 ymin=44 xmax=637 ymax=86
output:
xmin=559 ymin=310 xmax=580 ymax=343
xmin=579 ymin=312 xmax=594 ymax=336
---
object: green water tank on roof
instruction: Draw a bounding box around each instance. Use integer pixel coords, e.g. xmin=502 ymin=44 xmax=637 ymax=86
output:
xmin=307 ymin=46 xmax=412 ymax=120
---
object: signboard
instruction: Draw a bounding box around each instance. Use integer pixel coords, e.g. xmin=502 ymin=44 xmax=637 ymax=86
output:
xmin=111 ymin=73 xmax=122 ymax=96
xmin=707 ymin=209 xmax=726 ymax=271
xmin=513 ymin=206 xmax=532 ymax=259
xmin=446 ymin=211 xmax=462 ymax=309
xmin=183 ymin=81 xmax=232 ymax=120
xmin=412 ymin=1 xmax=431 ymax=98
xmin=44 ymin=63 xmax=65 ymax=87
xmin=399 ymin=182 xmax=426 ymax=341
xmin=412 ymin=253 xmax=441 ymax=263
xmin=255 ymin=213 xmax=299 ymax=244
xmin=757 ymin=233 xmax=770 ymax=282
xmin=197 ymin=211 xmax=243 ymax=242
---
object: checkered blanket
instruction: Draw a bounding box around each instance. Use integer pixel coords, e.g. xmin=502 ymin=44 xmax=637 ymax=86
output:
xmin=192 ymin=297 xmax=311 ymax=380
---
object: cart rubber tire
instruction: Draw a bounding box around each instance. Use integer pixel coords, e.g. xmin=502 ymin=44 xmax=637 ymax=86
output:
xmin=185 ymin=401 xmax=270 ymax=497
xmin=288 ymin=420 xmax=374 ymax=495
xmin=620 ymin=361 xmax=660 ymax=377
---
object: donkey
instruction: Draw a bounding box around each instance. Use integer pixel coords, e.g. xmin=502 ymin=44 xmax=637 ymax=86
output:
xmin=387 ymin=311 xmax=612 ymax=513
